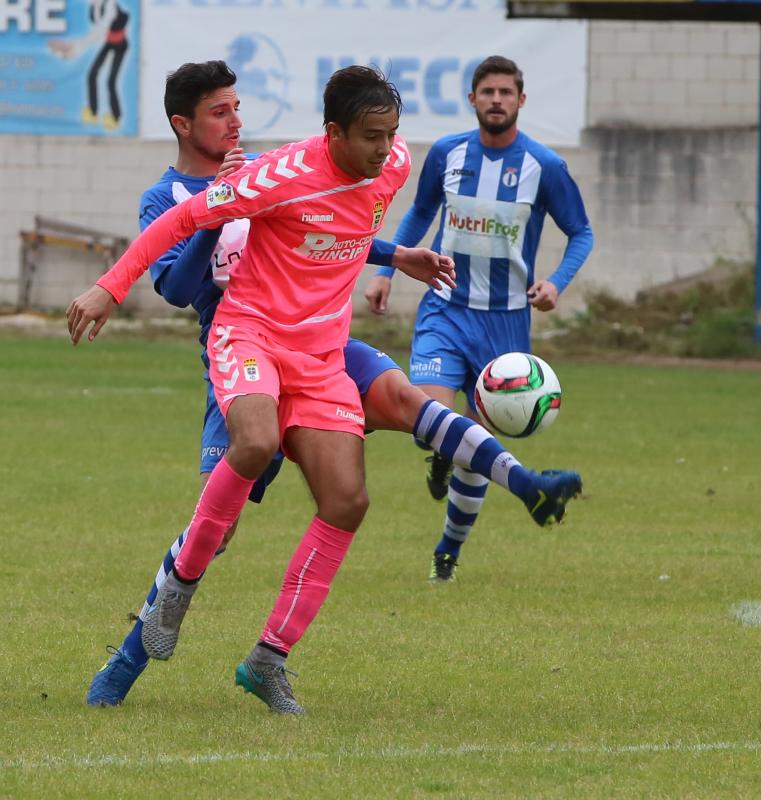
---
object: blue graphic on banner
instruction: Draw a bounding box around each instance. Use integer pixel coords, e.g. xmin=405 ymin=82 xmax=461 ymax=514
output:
xmin=225 ymin=32 xmax=291 ymax=135
xmin=0 ymin=0 xmax=139 ymax=135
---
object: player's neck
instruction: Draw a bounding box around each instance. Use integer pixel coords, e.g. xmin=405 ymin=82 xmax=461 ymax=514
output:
xmin=479 ymin=125 xmax=519 ymax=150
xmin=174 ymin=148 xmax=220 ymax=179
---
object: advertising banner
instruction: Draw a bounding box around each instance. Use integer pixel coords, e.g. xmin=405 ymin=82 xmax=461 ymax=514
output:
xmin=0 ymin=0 xmax=139 ymax=135
xmin=142 ymin=0 xmax=587 ymax=146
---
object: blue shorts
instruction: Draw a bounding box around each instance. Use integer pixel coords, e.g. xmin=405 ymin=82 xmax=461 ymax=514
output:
xmin=199 ymin=336 xmax=401 ymax=500
xmin=343 ymin=336 xmax=401 ymax=395
xmin=409 ymin=291 xmax=531 ymax=411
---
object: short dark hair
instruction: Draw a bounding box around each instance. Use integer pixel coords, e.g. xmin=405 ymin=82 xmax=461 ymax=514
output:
xmin=164 ymin=60 xmax=237 ymax=135
xmin=471 ymin=56 xmax=524 ymax=94
xmin=323 ymin=65 xmax=402 ymax=131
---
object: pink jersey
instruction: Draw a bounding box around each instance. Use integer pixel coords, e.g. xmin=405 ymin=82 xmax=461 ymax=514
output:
xmin=99 ymin=133 xmax=410 ymax=353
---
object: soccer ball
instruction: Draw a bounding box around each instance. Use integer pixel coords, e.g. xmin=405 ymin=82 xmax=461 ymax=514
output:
xmin=474 ymin=352 xmax=562 ymax=438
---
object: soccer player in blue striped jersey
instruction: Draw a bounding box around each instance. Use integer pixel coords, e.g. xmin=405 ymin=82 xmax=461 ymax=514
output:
xmin=366 ymin=56 xmax=592 ymax=582
xmin=84 ymin=60 xmax=581 ymax=710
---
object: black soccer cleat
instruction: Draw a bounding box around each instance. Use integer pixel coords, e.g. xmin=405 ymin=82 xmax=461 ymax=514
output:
xmin=425 ymin=453 xmax=454 ymax=500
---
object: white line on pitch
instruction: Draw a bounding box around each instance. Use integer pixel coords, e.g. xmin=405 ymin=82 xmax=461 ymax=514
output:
xmin=4 ymin=740 xmax=761 ymax=772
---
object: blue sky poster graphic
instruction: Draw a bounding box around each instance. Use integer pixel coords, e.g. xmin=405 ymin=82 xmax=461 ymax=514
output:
xmin=0 ymin=0 xmax=139 ymax=135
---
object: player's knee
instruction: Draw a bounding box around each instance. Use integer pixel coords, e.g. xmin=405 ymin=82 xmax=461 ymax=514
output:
xmin=397 ymin=382 xmax=430 ymax=427
xmin=320 ymin=486 xmax=369 ymax=531
xmin=228 ymin=428 xmax=279 ymax=477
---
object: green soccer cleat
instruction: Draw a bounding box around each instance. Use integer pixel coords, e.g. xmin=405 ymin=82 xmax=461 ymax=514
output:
xmin=235 ymin=659 xmax=305 ymax=715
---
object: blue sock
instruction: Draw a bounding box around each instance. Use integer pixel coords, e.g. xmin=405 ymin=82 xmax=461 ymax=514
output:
xmin=507 ymin=464 xmax=534 ymax=500
xmin=435 ymin=534 xmax=463 ymax=559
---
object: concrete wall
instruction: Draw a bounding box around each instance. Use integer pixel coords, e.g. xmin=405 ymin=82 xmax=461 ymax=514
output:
xmin=0 ymin=20 xmax=758 ymax=320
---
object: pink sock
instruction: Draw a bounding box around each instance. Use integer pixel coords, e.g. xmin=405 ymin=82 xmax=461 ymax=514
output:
xmin=259 ymin=516 xmax=355 ymax=653
xmin=174 ymin=457 xmax=254 ymax=581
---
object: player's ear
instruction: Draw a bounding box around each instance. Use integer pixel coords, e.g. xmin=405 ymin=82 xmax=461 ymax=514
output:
xmin=467 ymin=92 xmax=476 ymax=109
xmin=325 ymin=121 xmax=345 ymax=141
xmin=171 ymin=114 xmax=191 ymax=138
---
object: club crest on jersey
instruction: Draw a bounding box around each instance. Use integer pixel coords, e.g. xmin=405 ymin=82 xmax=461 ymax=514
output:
xmin=372 ymin=201 xmax=384 ymax=229
xmin=243 ymin=358 xmax=260 ymax=381
xmin=502 ymin=167 xmax=519 ymax=188
xmin=206 ymin=182 xmax=236 ymax=209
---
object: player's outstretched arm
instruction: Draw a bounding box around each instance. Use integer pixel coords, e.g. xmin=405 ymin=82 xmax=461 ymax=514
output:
xmin=391 ymin=246 xmax=455 ymax=292
xmin=66 ymin=285 xmax=115 ymax=344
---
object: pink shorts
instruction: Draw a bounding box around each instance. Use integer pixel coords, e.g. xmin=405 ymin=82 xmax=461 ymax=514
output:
xmin=207 ymin=319 xmax=365 ymax=440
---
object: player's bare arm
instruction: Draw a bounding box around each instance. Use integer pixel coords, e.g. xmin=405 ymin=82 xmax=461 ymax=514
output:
xmin=392 ymin=246 xmax=455 ymax=291
xmin=366 ymin=247 xmax=455 ymax=315
xmin=66 ymin=285 xmax=116 ymax=344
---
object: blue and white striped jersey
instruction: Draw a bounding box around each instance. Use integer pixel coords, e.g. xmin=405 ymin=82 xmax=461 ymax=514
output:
xmin=139 ymin=165 xmax=254 ymax=346
xmin=388 ymin=129 xmax=591 ymax=311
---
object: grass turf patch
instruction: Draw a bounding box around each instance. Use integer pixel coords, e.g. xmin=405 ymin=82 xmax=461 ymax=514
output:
xmin=2 ymin=336 xmax=761 ymax=798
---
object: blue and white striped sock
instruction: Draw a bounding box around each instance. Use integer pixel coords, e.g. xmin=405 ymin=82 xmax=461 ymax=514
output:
xmin=121 ymin=529 xmax=187 ymax=666
xmin=413 ymin=399 xmax=532 ymax=496
xmin=436 ymin=468 xmax=489 ymax=558
xmin=119 ymin=522 xmax=229 ymax=666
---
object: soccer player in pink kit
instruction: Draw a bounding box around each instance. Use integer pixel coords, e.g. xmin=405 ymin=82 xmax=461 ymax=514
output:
xmin=68 ymin=66 xmax=452 ymax=714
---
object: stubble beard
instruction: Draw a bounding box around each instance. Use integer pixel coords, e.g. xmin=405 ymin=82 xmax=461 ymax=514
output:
xmin=477 ymin=108 xmax=518 ymax=136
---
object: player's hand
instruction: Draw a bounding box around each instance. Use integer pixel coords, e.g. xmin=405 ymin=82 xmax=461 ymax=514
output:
xmin=365 ymin=275 xmax=392 ymax=315
xmin=215 ymin=147 xmax=246 ymax=181
xmin=527 ymin=279 xmax=558 ymax=312
xmin=66 ymin=285 xmax=115 ymax=345
xmin=391 ymin=246 xmax=456 ymax=293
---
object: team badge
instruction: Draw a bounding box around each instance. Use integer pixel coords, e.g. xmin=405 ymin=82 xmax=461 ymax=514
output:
xmin=243 ymin=358 xmax=260 ymax=381
xmin=206 ymin=182 xmax=236 ymax=209
xmin=372 ymin=200 xmax=384 ymax=229
xmin=502 ymin=167 xmax=519 ymax=188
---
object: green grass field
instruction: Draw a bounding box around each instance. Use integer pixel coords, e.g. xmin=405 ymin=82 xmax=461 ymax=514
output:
xmin=2 ymin=333 xmax=761 ymax=799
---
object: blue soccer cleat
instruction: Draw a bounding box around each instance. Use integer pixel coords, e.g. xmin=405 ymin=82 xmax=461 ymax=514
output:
xmin=524 ymin=469 xmax=583 ymax=527
xmin=86 ymin=646 xmax=148 ymax=707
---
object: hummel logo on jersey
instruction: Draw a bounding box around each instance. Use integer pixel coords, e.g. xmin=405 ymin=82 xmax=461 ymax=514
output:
xmin=206 ymin=182 xmax=236 ymax=209
xmin=301 ymin=212 xmax=333 ymax=223
xmin=335 ymin=407 xmax=364 ymax=425
xmin=237 ymin=150 xmax=314 ymax=199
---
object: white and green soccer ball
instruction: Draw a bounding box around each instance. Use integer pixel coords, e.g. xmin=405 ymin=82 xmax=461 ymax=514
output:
xmin=475 ymin=352 xmax=562 ymax=438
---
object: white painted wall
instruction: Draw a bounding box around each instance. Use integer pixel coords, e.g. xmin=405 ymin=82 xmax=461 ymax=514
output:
xmin=1 ymin=20 xmax=758 ymax=321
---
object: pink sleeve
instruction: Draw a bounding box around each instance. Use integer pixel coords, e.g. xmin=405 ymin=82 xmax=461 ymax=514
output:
xmin=97 ymin=197 xmax=202 ymax=303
